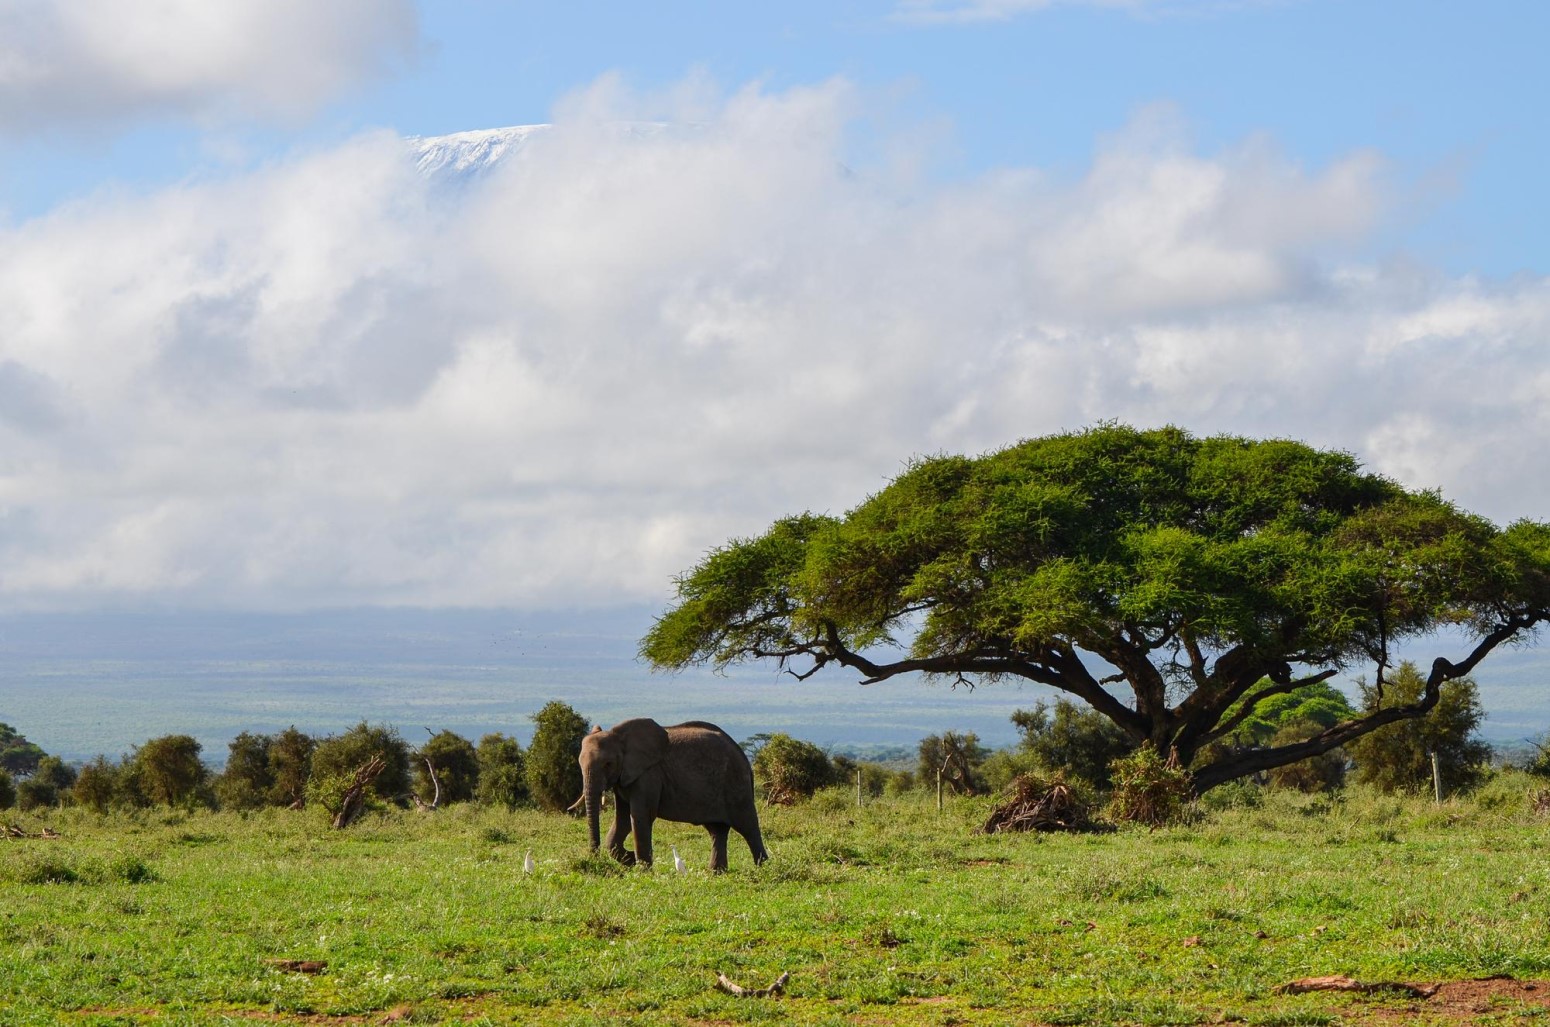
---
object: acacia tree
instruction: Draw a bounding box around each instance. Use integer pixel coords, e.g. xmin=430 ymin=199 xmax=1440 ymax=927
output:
xmin=641 ymin=425 xmax=1550 ymax=793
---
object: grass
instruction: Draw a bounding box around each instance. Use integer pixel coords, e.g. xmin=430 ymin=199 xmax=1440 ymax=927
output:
xmin=3 ymin=781 xmax=1550 ymax=1025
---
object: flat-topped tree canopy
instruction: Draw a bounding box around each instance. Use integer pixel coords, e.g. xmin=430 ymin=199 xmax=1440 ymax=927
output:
xmin=642 ymin=425 xmax=1550 ymax=791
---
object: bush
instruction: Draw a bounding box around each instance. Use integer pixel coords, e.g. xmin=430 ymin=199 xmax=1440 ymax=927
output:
xmin=129 ymin=735 xmax=208 ymax=807
xmin=753 ymin=733 xmax=835 ymax=804
xmin=979 ymin=748 xmax=1041 ymax=794
xmin=1106 ymin=746 xmax=1194 ymax=827
xmin=17 ymin=755 xmax=77 ymax=811
xmin=1010 ymin=700 xmax=1133 ymax=790
xmin=1346 ymin=662 xmax=1492 ymax=795
xmin=476 ymin=733 xmax=528 ymax=809
xmin=416 ymin=730 xmax=479 ymax=805
xmin=215 ymin=732 xmax=274 ymax=810
xmin=1265 ymin=718 xmax=1348 ymax=793
xmin=0 ymin=723 xmax=46 ymax=778
xmin=525 ymin=702 xmax=588 ymax=813
xmin=268 ymin=727 xmax=315 ymax=808
xmin=309 ymin=723 xmax=412 ymax=806
xmin=71 ymin=756 xmax=123 ymax=813
xmin=917 ymin=731 xmax=988 ymax=796
xmin=0 ymin=768 xmax=13 ymax=809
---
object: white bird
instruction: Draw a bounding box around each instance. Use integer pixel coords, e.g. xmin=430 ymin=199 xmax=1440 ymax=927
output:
xmin=523 ymin=849 xmax=535 ymax=874
xmin=672 ymin=847 xmax=686 ymax=875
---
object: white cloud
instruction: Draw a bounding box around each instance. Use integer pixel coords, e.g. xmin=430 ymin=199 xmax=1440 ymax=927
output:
xmin=0 ymin=0 xmax=418 ymax=134
xmin=0 ymin=78 xmax=1546 ymax=611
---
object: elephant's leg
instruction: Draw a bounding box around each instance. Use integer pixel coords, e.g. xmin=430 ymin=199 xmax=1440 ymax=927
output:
xmin=732 ymin=812 xmax=769 ymax=864
xmin=629 ymin=807 xmax=655 ymax=867
xmin=605 ymin=796 xmax=636 ymax=866
xmin=705 ymin=823 xmax=731 ymax=872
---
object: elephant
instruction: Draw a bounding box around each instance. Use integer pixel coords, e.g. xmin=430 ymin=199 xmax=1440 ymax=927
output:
xmin=579 ymin=718 xmax=768 ymax=871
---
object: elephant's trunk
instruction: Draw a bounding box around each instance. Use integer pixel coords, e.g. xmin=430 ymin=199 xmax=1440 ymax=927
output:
xmin=583 ymin=768 xmax=603 ymax=852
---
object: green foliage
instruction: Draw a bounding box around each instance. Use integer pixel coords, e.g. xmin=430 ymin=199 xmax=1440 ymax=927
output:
xmin=1219 ymin=680 xmax=1357 ymax=746
xmin=268 ymin=726 xmax=315 ymax=807
xmin=917 ymin=731 xmax=988 ymax=795
xmin=0 ymin=722 xmax=46 ymax=777
xmin=215 ymin=732 xmax=275 ymax=810
xmin=416 ymin=730 xmax=478 ymax=805
xmin=475 ymin=733 xmax=528 ymax=809
xmin=129 ymin=735 xmax=208 ymax=808
xmin=642 ymin=424 xmax=1550 ymax=791
xmin=1011 ymin=700 xmax=1133 ymax=789
xmin=71 ymin=756 xmax=122 ymax=813
xmin=0 ymin=768 xmax=13 ymax=809
xmin=525 ymin=701 xmax=587 ymax=813
xmin=1264 ymin=719 xmax=1348 ymax=793
xmin=1346 ymin=661 xmax=1492 ymax=795
xmin=309 ymin=722 xmax=411 ymax=805
xmin=752 ymin=733 xmax=835 ymax=803
xmin=1106 ymin=746 xmax=1194 ymax=826
xmin=16 ymin=755 xmax=78 ymax=810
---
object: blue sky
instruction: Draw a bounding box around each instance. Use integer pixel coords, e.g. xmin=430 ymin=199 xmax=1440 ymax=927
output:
xmin=6 ymin=1 xmax=1545 ymax=276
xmin=0 ymin=1 xmax=1547 ymax=612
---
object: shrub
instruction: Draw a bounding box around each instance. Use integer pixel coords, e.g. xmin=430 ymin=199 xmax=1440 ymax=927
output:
xmin=416 ymin=730 xmax=479 ymax=805
xmin=476 ymin=733 xmax=528 ymax=809
xmin=17 ymin=755 xmax=77 ymax=811
xmin=1010 ymin=700 xmax=1133 ymax=790
xmin=215 ymin=732 xmax=274 ymax=810
xmin=0 ymin=769 xmax=12 ymax=809
xmin=129 ymin=735 xmax=208 ymax=808
xmin=0 ymin=723 xmax=46 ymax=777
xmin=268 ymin=727 xmax=315 ymax=808
xmin=753 ymin=733 xmax=835 ymax=804
xmin=1106 ymin=746 xmax=1194 ymax=827
xmin=1346 ymin=662 xmax=1492 ymax=795
xmin=917 ymin=731 xmax=988 ymax=796
xmin=309 ymin=723 xmax=411 ymax=805
xmin=1265 ymin=718 xmax=1348 ymax=793
xmin=525 ymin=702 xmax=588 ymax=813
xmin=71 ymin=756 xmax=122 ymax=813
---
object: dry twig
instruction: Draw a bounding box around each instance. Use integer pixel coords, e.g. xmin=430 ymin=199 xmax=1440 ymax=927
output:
xmin=716 ymin=971 xmax=790 ymax=998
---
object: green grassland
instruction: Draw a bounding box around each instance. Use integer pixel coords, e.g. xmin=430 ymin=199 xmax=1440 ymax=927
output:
xmin=4 ymin=781 xmax=1550 ymax=1026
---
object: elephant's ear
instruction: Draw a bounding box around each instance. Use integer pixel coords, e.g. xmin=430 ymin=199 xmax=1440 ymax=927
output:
xmin=620 ymin=719 xmax=670 ymax=786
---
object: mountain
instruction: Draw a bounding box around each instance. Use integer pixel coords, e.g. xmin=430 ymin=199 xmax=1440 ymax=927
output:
xmin=406 ymin=124 xmax=552 ymax=178
xmin=406 ymin=122 xmax=678 ymax=181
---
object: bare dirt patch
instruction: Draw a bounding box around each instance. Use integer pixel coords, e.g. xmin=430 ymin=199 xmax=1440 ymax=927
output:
xmin=1341 ymin=977 xmax=1550 ymax=1023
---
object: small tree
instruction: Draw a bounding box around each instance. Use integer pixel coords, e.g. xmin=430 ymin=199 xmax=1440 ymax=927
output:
xmin=1346 ymin=661 xmax=1491 ymax=794
xmin=1011 ymin=700 xmax=1132 ymax=790
xmin=476 ymin=733 xmax=528 ymax=809
xmin=309 ymin=723 xmax=411 ymax=806
xmin=525 ymin=702 xmax=588 ymax=812
xmin=17 ymin=755 xmax=78 ymax=810
xmin=71 ymin=756 xmax=121 ymax=813
xmin=416 ymin=730 xmax=479 ymax=805
xmin=0 ymin=723 xmax=46 ymax=777
xmin=752 ymin=733 xmax=835 ymax=804
xmin=918 ymin=731 xmax=988 ymax=796
xmin=131 ymin=735 xmax=208 ymax=807
xmin=216 ymin=732 xmax=275 ymax=810
xmin=268 ymin=727 xmax=315 ymax=807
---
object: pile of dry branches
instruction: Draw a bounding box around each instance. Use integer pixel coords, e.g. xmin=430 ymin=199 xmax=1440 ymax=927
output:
xmin=980 ymin=776 xmax=1098 ymax=834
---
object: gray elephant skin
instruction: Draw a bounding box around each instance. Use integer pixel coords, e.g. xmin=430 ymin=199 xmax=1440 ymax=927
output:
xmin=579 ymin=718 xmax=768 ymax=871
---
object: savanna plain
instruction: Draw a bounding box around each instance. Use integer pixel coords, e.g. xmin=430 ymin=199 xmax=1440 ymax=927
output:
xmin=5 ymin=782 xmax=1550 ymax=1027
